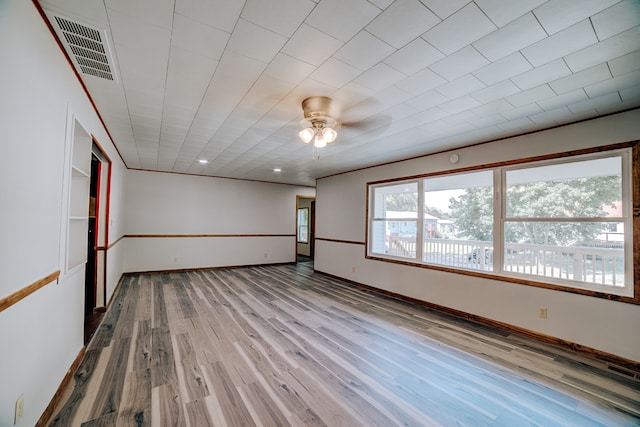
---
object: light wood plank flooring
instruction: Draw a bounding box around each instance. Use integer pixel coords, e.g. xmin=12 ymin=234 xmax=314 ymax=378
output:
xmin=48 ymin=263 xmax=640 ymax=426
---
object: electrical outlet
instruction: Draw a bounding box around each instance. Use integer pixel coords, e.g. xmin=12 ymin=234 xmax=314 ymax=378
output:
xmin=264 ymin=253 xmax=268 ymax=258
xmin=538 ymin=307 xmax=548 ymax=319
xmin=352 ymin=266 xmax=356 ymax=273
xmin=173 ymin=257 xmax=178 ymax=263
xmin=14 ymin=394 xmax=24 ymax=424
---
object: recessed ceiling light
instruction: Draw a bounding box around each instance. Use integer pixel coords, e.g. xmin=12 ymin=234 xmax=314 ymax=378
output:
xmin=198 ymin=159 xmax=208 ymax=164
xmin=273 ymin=168 xmax=282 ymax=173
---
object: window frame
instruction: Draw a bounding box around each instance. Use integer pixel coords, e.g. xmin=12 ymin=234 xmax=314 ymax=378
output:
xmin=297 ymin=207 xmax=309 ymax=243
xmin=365 ymin=142 xmax=639 ymax=305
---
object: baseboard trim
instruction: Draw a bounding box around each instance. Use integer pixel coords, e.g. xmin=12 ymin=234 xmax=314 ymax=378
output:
xmin=315 ymin=270 xmax=640 ymax=374
xmin=35 ymin=346 xmax=86 ymax=427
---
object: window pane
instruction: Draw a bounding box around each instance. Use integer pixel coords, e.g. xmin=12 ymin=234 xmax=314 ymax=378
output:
xmin=371 ymin=182 xmax=418 ymax=259
xmin=422 ymin=171 xmax=493 ymax=271
xmin=297 ymin=208 xmax=308 ymax=243
xmin=506 ymin=157 xmax=622 ymax=218
xmin=370 ymin=220 xmax=417 ymax=258
xmin=373 ymin=182 xmax=418 ymax=218
xmin=504 ymin=221 xmax=625 ymax=287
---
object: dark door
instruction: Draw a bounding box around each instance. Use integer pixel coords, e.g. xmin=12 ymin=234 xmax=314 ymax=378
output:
xmin=84 ymin=155 xmax=100 ymax=316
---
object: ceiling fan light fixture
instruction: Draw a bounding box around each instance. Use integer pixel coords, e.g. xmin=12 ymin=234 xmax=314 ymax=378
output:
xmin=299 ymin=127 xmax=314 ymax=143
xmin=314 ymin=134 xmax=327 ymax=148
xmin=322 ymin=127 xmax=337 ymax=143
xmin=299 ymin=96 xmax=340 ymax=149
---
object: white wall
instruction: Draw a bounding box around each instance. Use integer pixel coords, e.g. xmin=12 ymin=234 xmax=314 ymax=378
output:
xmin=122 ymin=169 xmax=315 ymax=272
xmin=0 ymin=1 xmax=126 ymax=426
xmin=315 ymin=110 xmax=640 ymax=363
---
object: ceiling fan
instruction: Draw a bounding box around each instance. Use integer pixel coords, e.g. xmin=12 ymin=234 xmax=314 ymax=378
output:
xmin=297 ymin=95 xmax=394 ymax=152
xmin=298 ymin=96 xmax=340 ymax=148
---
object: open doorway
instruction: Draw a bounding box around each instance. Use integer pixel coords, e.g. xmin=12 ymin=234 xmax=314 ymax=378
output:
xmin=84 ymin=142 xmax=111 ymax=344
xmin=296 ymin=196 xmax=315 ymax=264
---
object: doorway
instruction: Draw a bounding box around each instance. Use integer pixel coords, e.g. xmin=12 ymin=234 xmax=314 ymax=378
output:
xmin=296 ymin=196 xmax=315 ymax=264
xmin=84 ymin=143 xmax=111 ymax=344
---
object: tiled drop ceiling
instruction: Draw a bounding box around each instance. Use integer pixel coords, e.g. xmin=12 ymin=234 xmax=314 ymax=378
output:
xmin=38 ymin=0 xmax=640 ymax=186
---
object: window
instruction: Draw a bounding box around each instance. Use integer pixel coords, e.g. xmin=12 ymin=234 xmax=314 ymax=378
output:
xmin=423 ymin=170 xmax=493 ymax=271
xmin=297 ymin=208 xmax=309 ymax=243
xmin=370 ymin=182 xmax=418 ymax=259
xmin=503 ymin=155 xmax=629 ymax=292
xmin=367 ymin=148 xmax=634 ymax=299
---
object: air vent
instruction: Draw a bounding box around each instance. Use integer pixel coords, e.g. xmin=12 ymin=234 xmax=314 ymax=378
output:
xmin=52 ymin=15 xmax=116 ymax=81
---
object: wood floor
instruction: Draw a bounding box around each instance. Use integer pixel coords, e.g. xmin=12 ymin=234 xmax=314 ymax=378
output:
xmin=48 ymin=262 xmax=640 ymax=426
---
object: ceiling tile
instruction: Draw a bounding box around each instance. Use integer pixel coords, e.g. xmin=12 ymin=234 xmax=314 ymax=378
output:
xmin=441 ymin=111 xmax=478 ymax=126
xmin=592 ymin=0 xmax=640 ymax=40
xmin=533 ymin=0 xmax=622 ymax=35
xmin=396 ymin=68 xmax=447 ymax=95
xmin=528 ymin=105 xmax=573 ymax=124
xmin=511 ymin=59 xmax=572 ymax=91
xmin=281 ymin=24 xmax=344 ymax=66
xmin=474 ymin=0 xmax=547 ymax=27
xmin=471 ymin=80 xmax=521 ymax=104
xmin=369 ymin=0 xmax=394 ymax=9
xmin=383 ymin=38 xmax=444 ymax=75
xmin=226 ymin=19 xmax=287 ymax=63
xmin=164 ymin=47 xmax=217 ymax=109
xmin=496 ymin=116 xmax=536 ymax=132
xmin=470 ymin=99 xmax=514 ymax=117
xmin=411 ymin=106 xmax=448 ymax=123
xmin=430 ymin=46 xmax=489 ymax=80
xmin=175 ymin=0 xmax=243 ymax=33
xmin=406 ymin=90 xmax=449 ymax=111
xmin=305 ymin=0 xmax=381 ymax=42
xmin=472 ymin=52 xmax=532 ymax=86
xmin=105 ymin=0 xmax=174 ymax=29
xmin=521 ymin=20 xmax=598 ymax=67
xmin=567 ymin=92 xmax=622 ymax=114
xmin=619 ymin=84 xmax=640 ymax=103
xmin=440 ymin=95 xmax=481 ymax=114
xmin=241 ymin=0 xmax=315 ymax=37
xmin=333 ymin=31 xmax=396 ymax=70
xmin=366 ymin=0 xmax=440 ymax=48
xmin=422 ymin=3 xmax=496 ymax=55
xmin=420 ymin=0 xmax=470 ymax=20
xmin=506 ymin=84 xmax=556 ymax=107
xmin=608 ymin=50 xmax=640 ymax=76
xmin=435 ymin=74 xmax=485 ymax=99
xmin=171 ymin=14 xmax=229 ymax=60
xmin=564 ymin=26 xmax=640 ymax=72
xmin=353 ymin=63 xmax=406 ymax=91
xmin=263 ymin=53 xmax=316 ymax=85
xmin=473 ymin=13 xmax=546 ymax=61
xmin=584 ymin=69 xmax=640 ymax=98
xmin=548 ymin=63 xmax=612 ymax=94
xmin=537 ymin=88 xmax=589 ymax=111
xmin=500 ymin=103 xmax=544 ymax=120
xmin=310 ymin=58 xmax=362 ymax=87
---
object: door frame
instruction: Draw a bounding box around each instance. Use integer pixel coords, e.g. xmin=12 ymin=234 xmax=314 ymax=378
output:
xmin=89 ymin=139 xmax=112 ymax=309
xmin=296 ymin=195 xmax=316 ymax=261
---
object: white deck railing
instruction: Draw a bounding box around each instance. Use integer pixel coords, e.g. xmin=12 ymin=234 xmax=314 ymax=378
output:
xmin=387 ymin=236 xmax=624 ymax=287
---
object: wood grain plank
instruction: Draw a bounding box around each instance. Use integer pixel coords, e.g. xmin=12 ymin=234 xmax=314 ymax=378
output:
xmin=88 ymin=338 xmax=131 ymax=419
xmin=172 ymin=333 xmax=209 ymax=401
xmin=203 ymin=361 xmax=256 ymax=427
xmin=116 ymin=368 xmax=151 ymax=427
